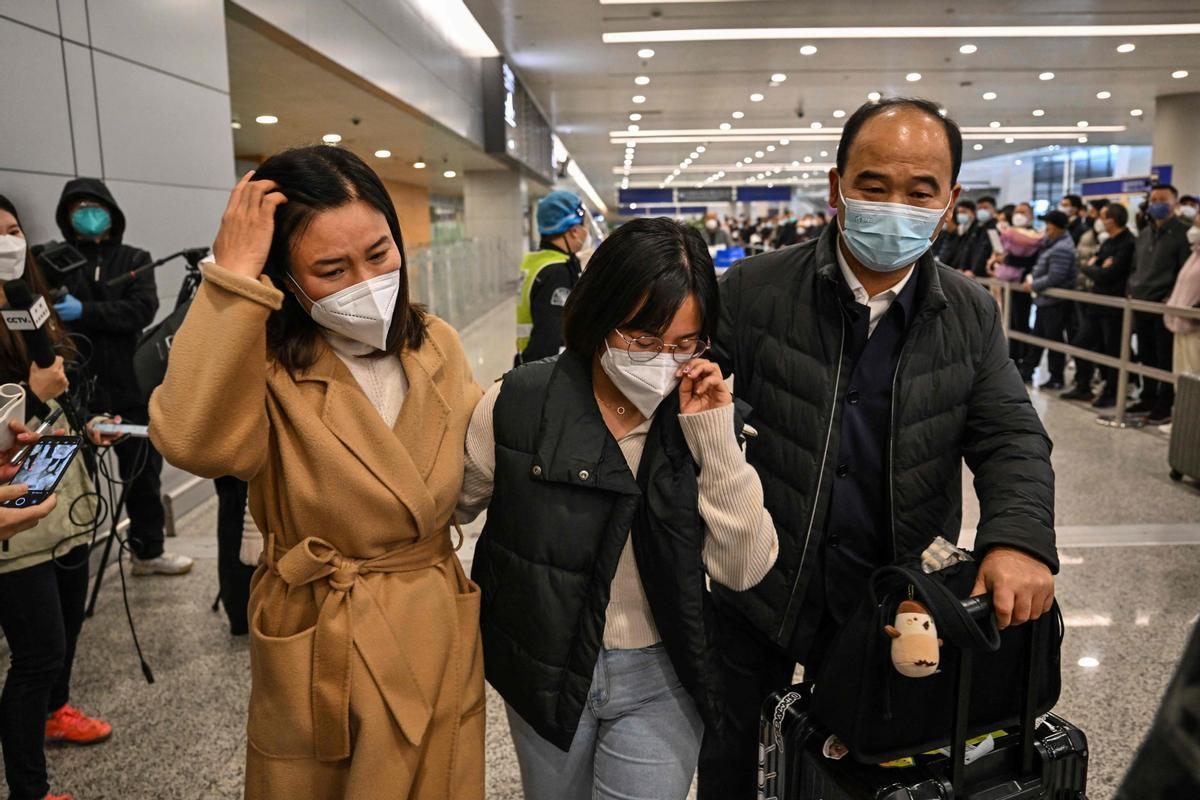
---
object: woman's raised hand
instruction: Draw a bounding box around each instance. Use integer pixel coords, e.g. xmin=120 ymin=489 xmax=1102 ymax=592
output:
xmin=212 ymin=171 xmax=288 ymax=280
xmin=678 ymin=358 xmax=732 ymax=415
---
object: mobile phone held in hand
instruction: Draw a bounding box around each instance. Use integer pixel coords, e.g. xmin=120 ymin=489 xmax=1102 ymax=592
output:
xmin=93 ymin=422 xmax=149 ymax=438
xmin=2 ymin=435 xmax=81 ymax=507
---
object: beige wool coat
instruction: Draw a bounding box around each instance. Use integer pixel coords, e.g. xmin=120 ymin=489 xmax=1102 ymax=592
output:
xmin=149 ymin=262 xmax=485 ymax=800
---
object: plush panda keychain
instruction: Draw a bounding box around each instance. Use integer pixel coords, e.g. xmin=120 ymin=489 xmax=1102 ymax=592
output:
xmin=884 ymin=599 xmax=943 ymax=678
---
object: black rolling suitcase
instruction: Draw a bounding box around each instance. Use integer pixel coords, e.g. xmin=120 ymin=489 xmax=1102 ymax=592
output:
xmin=758 ymin=609 xmax=1089 ymax=800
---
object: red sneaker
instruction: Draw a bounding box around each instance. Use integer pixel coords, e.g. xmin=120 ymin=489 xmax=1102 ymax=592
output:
xmin=45 ymin=793 xmax=74 ymax=800
xmin=45 ymin=703 xmax=112 ymax=745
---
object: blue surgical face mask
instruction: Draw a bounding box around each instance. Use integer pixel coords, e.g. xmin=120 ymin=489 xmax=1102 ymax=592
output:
xmin=837 ymin=184 xmax=952 ymax=272
xmin=1148 ymin=201 xmax=1173 ymax=221
xmin=956 ymin=212 xmax=971 ymax=226
xmin=976 ymin=208 xmax=993 ymax=223
xmin=71 ymin=206 xmax=112 ymax=238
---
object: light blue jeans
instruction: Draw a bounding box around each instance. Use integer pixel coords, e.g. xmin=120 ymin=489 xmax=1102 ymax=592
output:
xmin=507 ymin=644 xmax=704 ymax=800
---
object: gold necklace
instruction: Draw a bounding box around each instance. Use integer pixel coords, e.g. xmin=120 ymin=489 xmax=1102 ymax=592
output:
xmin=594 ymin=391 xmax=627 ymax=416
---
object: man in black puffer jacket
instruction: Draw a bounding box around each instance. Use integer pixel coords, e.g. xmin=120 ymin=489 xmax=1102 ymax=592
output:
xmin=700 ymin=98 xmax=1059 ymax=799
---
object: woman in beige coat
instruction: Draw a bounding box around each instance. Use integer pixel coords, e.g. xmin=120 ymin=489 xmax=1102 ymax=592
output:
xmin=149 ymin=146 xmax=484 ymax=799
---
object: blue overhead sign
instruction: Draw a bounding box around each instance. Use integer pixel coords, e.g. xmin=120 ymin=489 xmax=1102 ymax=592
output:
xmin=1081 ymin=164 xmax=1174 ymax=198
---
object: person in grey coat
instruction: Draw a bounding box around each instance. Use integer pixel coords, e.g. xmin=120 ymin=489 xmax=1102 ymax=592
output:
xmin=1021 ymin=210 xmax=1078 ymax=389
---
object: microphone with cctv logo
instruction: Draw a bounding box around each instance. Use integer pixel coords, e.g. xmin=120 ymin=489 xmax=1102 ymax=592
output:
xmin=2 ymin=279 xmax=89 ymax=447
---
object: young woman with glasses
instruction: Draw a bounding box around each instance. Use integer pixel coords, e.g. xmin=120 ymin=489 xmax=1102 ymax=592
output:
xmin=456 ymin=216 xmax=778 ymax=800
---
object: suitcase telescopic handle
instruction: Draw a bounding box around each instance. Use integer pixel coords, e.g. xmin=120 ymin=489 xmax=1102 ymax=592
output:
xmin=960 ymin=594 xmax=992 ymax=622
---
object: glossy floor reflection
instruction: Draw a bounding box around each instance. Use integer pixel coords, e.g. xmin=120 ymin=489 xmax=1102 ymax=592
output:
xmin=3 ymin=297 xmax=1197 ymax=800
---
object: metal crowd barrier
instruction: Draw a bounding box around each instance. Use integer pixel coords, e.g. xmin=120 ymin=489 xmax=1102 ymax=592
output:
xmin=978 ymin=277 xmax=1200 ymax=429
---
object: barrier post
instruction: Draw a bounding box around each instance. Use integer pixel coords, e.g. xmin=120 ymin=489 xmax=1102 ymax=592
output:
xmin=1102 ymin=299 xmax=1142 ymax=429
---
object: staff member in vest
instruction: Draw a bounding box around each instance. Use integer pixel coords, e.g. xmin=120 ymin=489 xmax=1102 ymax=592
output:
xmin=701 ymin=98 xmax=1059 ymax=799
xmin=459 ymin=217 xmax=778 ymax=800
xmin=516 ymin=191 xmax=588 ymax=365
xmin=149 ymin=146 xmax=485 ymax=800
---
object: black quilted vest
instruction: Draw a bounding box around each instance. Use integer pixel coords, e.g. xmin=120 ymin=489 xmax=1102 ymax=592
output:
xmin=471 ymin=352 xmax=727 ymax=751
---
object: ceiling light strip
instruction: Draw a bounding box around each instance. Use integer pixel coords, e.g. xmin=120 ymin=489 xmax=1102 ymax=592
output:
xmin=610 ymin=125 xmax=1126 ymax=138
xmin=601 ymin=24 xmax=1200 ymax=44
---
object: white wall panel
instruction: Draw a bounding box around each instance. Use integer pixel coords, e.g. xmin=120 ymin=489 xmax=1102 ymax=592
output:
xmin=0 ymin=169 xmax=75 ymax=244
xmin=93 ymin=52 xmax=233 ymax=189
xmin=57 ymin=0 xmax=88 ymax=45
xmin=86 ymin=0 xmax=229 ymax=90
xmin=0 ymin=0 xmax=58 ymax=35
xmin=0 ymin=18 xmax=75 ymax=175
xmin=233 ymin=0 xmax=307 ymax=43
xmin=63 ymin=41 xmax=102 ymax=178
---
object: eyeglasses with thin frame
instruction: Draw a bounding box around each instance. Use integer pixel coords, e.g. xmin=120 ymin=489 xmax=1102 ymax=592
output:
xmin=613 ymin=329 xmax=711 ymax=363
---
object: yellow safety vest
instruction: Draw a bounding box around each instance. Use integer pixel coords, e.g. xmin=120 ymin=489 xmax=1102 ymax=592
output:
xmin=515 ymin=248 xmax=570 ymax=354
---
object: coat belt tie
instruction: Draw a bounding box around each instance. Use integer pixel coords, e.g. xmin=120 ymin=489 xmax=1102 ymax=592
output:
xmin=267 ymin=531 xmax=453 ymax=761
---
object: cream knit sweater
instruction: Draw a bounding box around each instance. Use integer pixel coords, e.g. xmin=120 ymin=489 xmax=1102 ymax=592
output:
xmin=457 ymin=380 xmax=779 ymax=650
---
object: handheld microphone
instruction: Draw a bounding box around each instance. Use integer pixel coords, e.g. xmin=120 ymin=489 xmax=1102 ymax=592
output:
xmin=2 ymin=280 xmax=56 ymax=369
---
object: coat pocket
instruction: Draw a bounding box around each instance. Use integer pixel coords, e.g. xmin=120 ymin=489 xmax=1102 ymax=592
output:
xmin=246 ymin=605 xmax=317 ymax=759
xmin=452 ymin=573 xmax=485 ymax=799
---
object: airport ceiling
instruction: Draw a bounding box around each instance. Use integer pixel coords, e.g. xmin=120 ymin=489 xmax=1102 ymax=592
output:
xmin=225 ymin=13 xmax=504 ymax=197
xmin=468 ymin=0 xmax=1200 ymax=208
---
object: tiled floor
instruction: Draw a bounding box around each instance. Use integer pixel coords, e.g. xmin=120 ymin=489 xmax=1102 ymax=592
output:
xmin=4 ymin=297 xmax=1198 ymax=799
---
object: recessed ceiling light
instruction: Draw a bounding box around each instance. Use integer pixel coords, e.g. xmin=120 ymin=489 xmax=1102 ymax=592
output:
xmin=637 ymin=48 xmax=655 ymax=59
xmin=750 ymin=93 xmax=765 ymax=102
xmin=1173 ymin=69 xmax=1189 ymax=79
xmin=632 ymin=95 xmax=646 ymax=104
xmin=697 ymin=146 xmax=706 ymax=153
xmin=820 ymin=150 xmax=828 ymax=157
xmin=1004 ymin=136 xmax=1015 ymax=143
xmin=1130 ymin=108 xmax=1144 ymax=117
xmin=322 ymin=133 xmax=342 ymax=143
xmin=1096 ymin=91 xmax=1112 ymax=99
xmin=628 ymin=124 xmax=640 ymax=132
xmin=973 ymin=143 xmax=983 ymax=150
xmin=767 ymin=145 xmax=776 ymax=151
xmin=690 ymin=151 xmax=699 ymax=158
xmin=629 ymin=113 xmax=642 ymax=121
xmin=720 ymin=122 xmax=732 ymax=130
xmin=230 ymin=121 xmax=242 ymax=129
xmin=1015 ymin=159 xmax=1023 ymax=165
xmin=255 ymin=115 xmax=278 ymax=125
xmin=771 ymin=73 xmax=788 ymax=82
xmin=1078 ymin=656 xmax=1100 ymax=668
xmin=374 ymin=149 xmax=391 ymax=158
xmin=732 ymin=111 xmax=745 ymax=119
xmin=743 ymin=157 xmax=753 ymax=164
xmin=959 ymin=43 xmax=978 ymax=54
xmin=800 ymin=44 xmax=818 ymax=55
xmin=1032 ymin=108 xmax=1045 ymax=117
xmin=443 ymin=170 xmax=457 ymax=178
xmin=1077 ymin=120 xmax=1089 ymax=127
xmin=867 ymin=91 xmax=881 ymax=101
xmin=802 ymin=172 xmax=810 ymax=179
xmin=780 ymin=138 xmax=790 ymax=145
xmin=832 ymin=109 xmax=846 ymax=118
xmin=1039 ymin=71 xmax=1055 ymax=81
xmin=635 ymin=75 xmax=650 ymax=86
xmin=982 ymin=91 xmax=997 ymax=100
xmin=803 ymin=155 xmax=813 ymax=163
xmin=906 ymin=72 xmax=922 ymax=82
xmin=811 ymin=121 xmax=823 ymax=129
xmin=413 ymin=161 xmax=426 ymax=169
xmin=1117 ymin=43 xmax=1136 ymax=53
xmin=989 ymin=120 xmax=1001 ymax=128
xmin=755 ymin=150 xmax=765 ymax=157
xmin=1078 ymin=135 xmax=1088 ymax=143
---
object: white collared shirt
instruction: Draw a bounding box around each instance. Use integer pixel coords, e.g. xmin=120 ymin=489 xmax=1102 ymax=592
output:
xmin=836 ymin=244 xmax=915 ymax=337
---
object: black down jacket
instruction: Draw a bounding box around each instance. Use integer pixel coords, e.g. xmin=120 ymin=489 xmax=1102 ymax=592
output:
xmin=54 ymin=178 xmax=158 ymax=411
xmin=713 ymin=226 xmax=1058 ymax=656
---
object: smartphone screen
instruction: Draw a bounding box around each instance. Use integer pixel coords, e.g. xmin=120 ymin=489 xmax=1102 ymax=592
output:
xmin=2 ymin=436 xmax=81 ymax=507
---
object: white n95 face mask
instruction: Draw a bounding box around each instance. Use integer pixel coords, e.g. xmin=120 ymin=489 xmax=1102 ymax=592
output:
xmin=290 ymin=269 xmax=400 ymax=351
xmin=0 ymin=235 xmax=27 ymax=281
xmin=599 ymin=342 xmax=681 ymax=418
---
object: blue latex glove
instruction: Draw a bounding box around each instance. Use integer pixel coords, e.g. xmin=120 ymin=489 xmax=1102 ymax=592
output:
xmin=54 ymin=293 xmax=83 ymax=322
